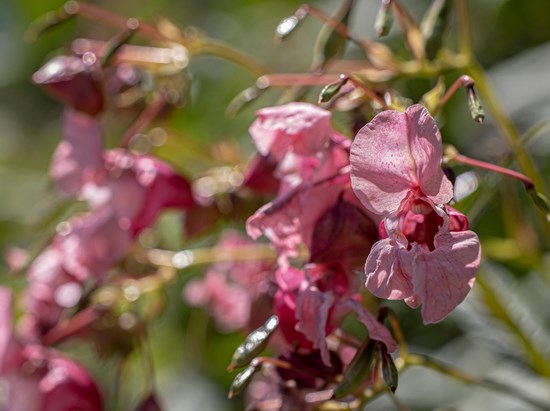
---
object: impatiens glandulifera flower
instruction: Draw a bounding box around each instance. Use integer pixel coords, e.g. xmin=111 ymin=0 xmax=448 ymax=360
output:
xmin=33 ymin=55 xmax=104 ymax=116
xmin=246 ymin=102 xmax=351 ymax=263
xmin=0 ymin=288 xmax=104 ymax=411
xmin=350 ymin=104 xmax=481 ymax=323
xmin=350 ymin=104 xmax=453 ymax=216
xmin=274 ymin=263 xmax=396 ymax=366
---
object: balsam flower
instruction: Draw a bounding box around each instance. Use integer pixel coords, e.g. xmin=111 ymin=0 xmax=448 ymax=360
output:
xmin=350 ymin=105 xmax=481 ymax=323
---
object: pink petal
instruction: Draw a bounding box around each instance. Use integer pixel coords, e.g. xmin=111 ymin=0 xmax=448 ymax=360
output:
xmin=343 ymin=299 xmax=397 ymax=352
xmin=412 ymin=230 xmax=481 ymax=323
xmin=364 ymin=237 xmax=415 ymax=300
xmin=295 ymin=287 xmax=335 ymax=366
xmin=249 ymin=102 xmax=332 ymax=160
xmin=350 ymin=104 xmax=453 ymax=215
xmin=0 ymin=288 xmax=23 ymax=374
xmin=50 ymin=110 xmax=104 ymax=195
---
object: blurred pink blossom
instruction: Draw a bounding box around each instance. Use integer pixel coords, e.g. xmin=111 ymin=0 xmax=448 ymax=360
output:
xmin=0 ymin=288 xmax=103 ymax=411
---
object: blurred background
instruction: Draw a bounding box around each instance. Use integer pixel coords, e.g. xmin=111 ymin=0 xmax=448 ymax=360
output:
xmin=1 ymin=0 xmax=550 ymax=410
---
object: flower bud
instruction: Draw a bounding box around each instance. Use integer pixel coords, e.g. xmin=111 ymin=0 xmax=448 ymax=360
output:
xmin=228 ymin=316 xmax=278 ymax=370
xmin=228 ymin=362 xmax=261 ymax=399
xmin=467 ymin=86 xmax=485 ymax=123
xmin=332 ymin=339 xmax=377 ymax=399
xmin=374 ymin=0 xmax=393 ymax=37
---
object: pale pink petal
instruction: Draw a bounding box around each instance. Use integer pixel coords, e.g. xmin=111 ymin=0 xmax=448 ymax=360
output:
xmin=247 ymin=182 xmax=342 ymax=261
xmin=295 ymin=287 xmax=335 ymax=366
xmin=412 ymin=230 xmax=481 ymax=323
xmin=0 ymin=288 xmax=23 ymax=375
xmin=364 ymin=238 xmax=415 ymax=300
xmin=343 ymin=299 xmax=397 ymax=352
xmin=249 ymin=102 xmax=331 ymax=160
xmin=59 ymin=209 xmax=132 ymax=280
xmin=50 ymin=110 xmax=104 ymax=195
xmin=350 ymin=104 xmax=453 ymax=215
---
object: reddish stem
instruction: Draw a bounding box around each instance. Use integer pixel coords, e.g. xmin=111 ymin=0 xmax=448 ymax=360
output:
xmin=347 ymin=75 xmax=390 ymax=108
xmin=65 ymin=1 xmax=166 ymax=41
xmin=453 ymin=154 xmax=535 ymax=191
xmin=435 ymin=75 xmax=474 ymax=113
xmin=42 ymin=306 xmax=102 ymax=346
xmin=119 ymin=94 xmax=167 ymax=148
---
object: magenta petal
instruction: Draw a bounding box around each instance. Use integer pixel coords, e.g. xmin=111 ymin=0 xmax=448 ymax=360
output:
xmin=412 ymin=230 xmax=481 ymax=323
xmin=350 ymin=104 xmax=453 ymax=215
xmin=295 ymin=287 xmax=335 ymax=366
xmin=50 ymin=110 xmax=104 ymax=196
xmin=364 ymin=238 xmax=415 ymax=300
xmin=249 ymin=102 xmax=332 ymax=160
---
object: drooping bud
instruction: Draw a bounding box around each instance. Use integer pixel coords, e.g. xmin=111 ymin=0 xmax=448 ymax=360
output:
xmin=25 ymin=2 xmax=77 ymax=42
xmin=226 ymin=86 xmax=264 ymax=118
xmin=374 ymin=0 xmax=394 ymax=37
xmin=33 ymin=55 xmax=103 ymax=115
xmin=318 ymin=74 xmax=349 ymax=104
xmin=274 ymin=7 xmax=308 ymax=43
xmin=467 ymin=86 xmax=485 ymax=123
xmin=528 ymin=189 xmax=550 ymax=221
xmin=228 ymin=315 xmax=278 ymax=371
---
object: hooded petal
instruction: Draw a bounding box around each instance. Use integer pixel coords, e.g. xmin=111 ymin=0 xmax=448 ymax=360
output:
xmin=364 ymin=237 xmax=415 ymax=300
xmin=412 ymin=230 xmax=481 ymax=323
xmin=350 ymin=104 xmax=453 ymax=215
xmin=249 ymin=102 xmax=332 ymax=160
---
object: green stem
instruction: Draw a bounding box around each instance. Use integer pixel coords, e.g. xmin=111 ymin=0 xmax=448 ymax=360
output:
xmin=455 ymin=0 xmax=472 ymax=57
xmin=466 ymin=63 xmax=550 ymax=240
xmin=192 ymin=38 xmax=270 ymax=76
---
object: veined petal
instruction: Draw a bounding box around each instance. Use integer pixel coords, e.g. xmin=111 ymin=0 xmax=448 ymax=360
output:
xmin=412 ymin=230 xmax=481 ymax=324
xmin=365 ymin=238 xmax=415 ymax=300
xmin=350 ymin=104 xmax=453 ymax=215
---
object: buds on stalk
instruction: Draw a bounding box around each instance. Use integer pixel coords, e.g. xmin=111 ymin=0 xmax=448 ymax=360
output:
xmin=467 ymin=85 xmax=485 ymax=123
xmin=374 ymin=0 xmax=394 ymax=37
xmin=318 ymin=74 xmax=349 ymax=104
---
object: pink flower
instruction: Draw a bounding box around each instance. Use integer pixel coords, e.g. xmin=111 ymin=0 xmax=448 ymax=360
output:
xmin=350 ymin=105 xmax=481 ymax=323
xmin=0 ymin=288 xmax=104 ymax=411
xmin=350 ymin=104 xmax=453 ymax=216
xmin=246 ymin=103 xmax=350 ymax=263
xmin=365 ymin=206 xmax=481 ymax=323
xmin=183 ymin=231 xmax=274 ymax=332
xmin=50 ymin=110 xmax=104 ymax=196
xmin=274 ymin=263 xmax=396 ymax=365
xmin=249 ymin=102 xmax=332 ymax=161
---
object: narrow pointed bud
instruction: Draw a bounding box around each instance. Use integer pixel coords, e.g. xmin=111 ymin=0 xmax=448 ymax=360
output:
xmin=228 ymin=316 xmax=278 ymax=371
xmin=380 ymin=345 xmax=399 ymax=394
xmin=318 ymin=74 xmax=349 ymax=104
xmin=274 ymin=7 xmax=308 ymax=43
xmin=228 ymin=362 xmax=261 ymax=399
xmin=374 ymin=0 xmax=394 ymax=37
xmin=467 ymin=86 xmax=485 ymax=123
xmin=101 ymin=23 xmax=138 ymax=67
xmin=332 ymin=340 xmax=378 ymax=399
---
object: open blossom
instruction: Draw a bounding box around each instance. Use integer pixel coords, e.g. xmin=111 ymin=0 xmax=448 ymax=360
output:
xmin=274 ymin=263 xmax=396 ymax=366
xmin=350 ymin=105 xmax=481 ymax=323
xmin=246 ymin=103 xmax=352 ymax=262
xmin=0 ymin=288 xmax=103 ymax=411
